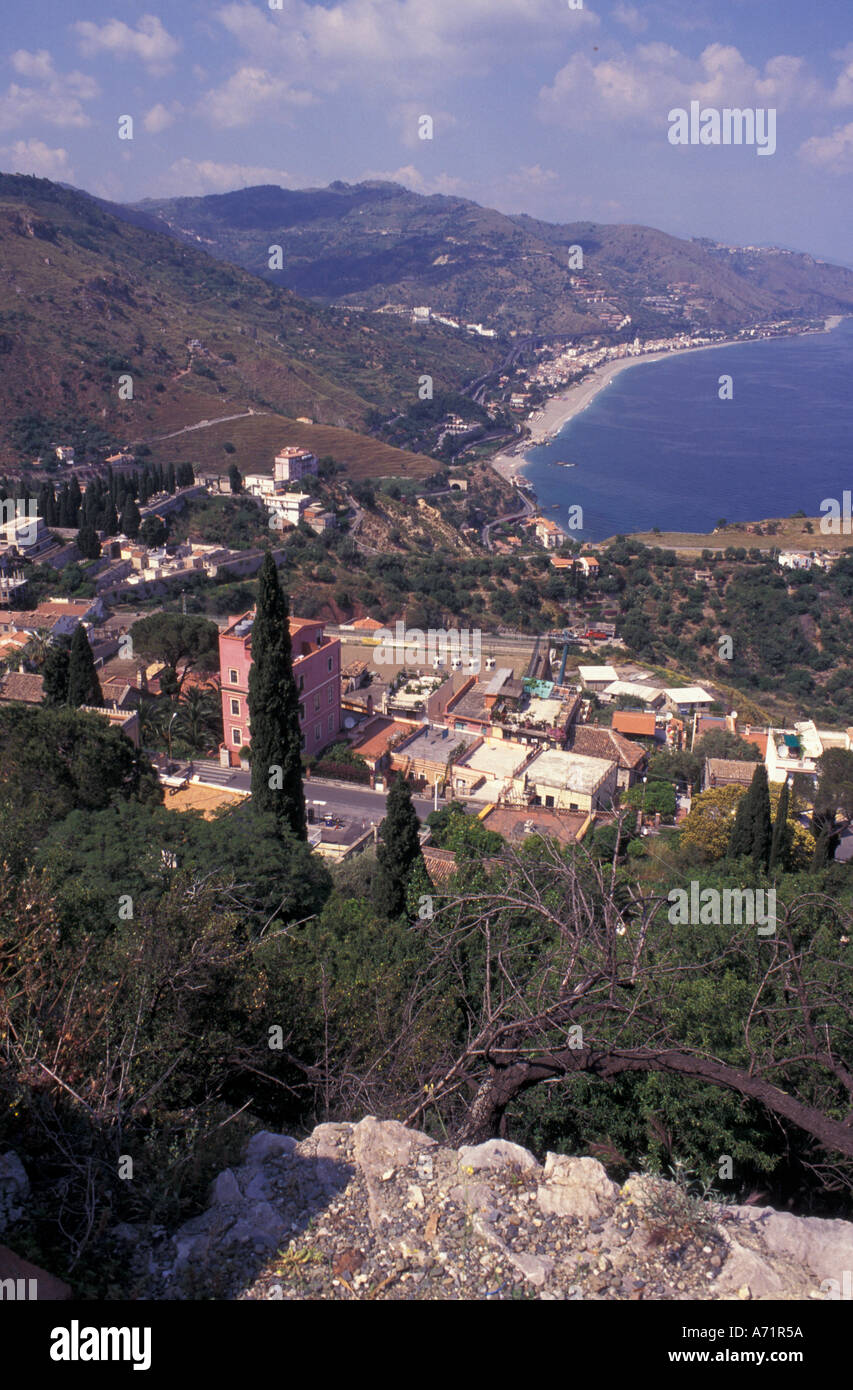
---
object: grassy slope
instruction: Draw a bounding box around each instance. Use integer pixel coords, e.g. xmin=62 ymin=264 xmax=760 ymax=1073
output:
xmin=150 ymin=412 xmax=442 ymax=481
xmin=0 ymin=174 xmax=493 ymax=472
xmin=617 ymin=517 xmax=853 ymax=553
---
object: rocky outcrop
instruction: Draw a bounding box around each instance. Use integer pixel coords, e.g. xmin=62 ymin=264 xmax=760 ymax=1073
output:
xmin=139 ymin=1120 xmax=853 ymax=1301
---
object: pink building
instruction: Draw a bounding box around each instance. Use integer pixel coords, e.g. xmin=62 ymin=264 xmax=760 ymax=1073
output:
xmin=219 ymin=609 xmax=341 ymax=766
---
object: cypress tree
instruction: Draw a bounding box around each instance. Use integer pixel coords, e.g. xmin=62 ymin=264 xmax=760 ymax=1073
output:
xmin=102 ymin=498 xmax=119 ymax=536
xmin=749 ymin=764 xmax=772 ymax=870
xmin=373 ymin=776 xmax=424 ymax=919
xmin=68 ymin=475 xmax=83 ymax=526
xmin=120 ymin=496 xmax=141 ymax=539
xmin=67 ymin=625 xmax=103 ymax=708
xmin=728 ymin=788 xmax=753 ymax=859
xmin=76 ymin=524 xmax=101 ymax=560
xmin=248 ymin=553 xmax=306 ymax=837
xmin=768 ymin=781 xmax=790 ymax=872
xmin=59 ymin=483 xmax=75 ymax=528
xmin=728 ymin=764 xmax=772 ymax=868
xmin=811 ymin=825 xmax=834 ymax=871
xmin=43 ymin=638 xmax=71 ymax=706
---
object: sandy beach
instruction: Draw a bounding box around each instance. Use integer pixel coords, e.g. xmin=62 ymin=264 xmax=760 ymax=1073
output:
xmin=488 ymin=317 xmax=847 ymax=486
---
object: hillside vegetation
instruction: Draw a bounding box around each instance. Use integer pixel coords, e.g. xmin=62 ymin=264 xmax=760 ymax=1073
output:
xmin=0 ymin=174 xmax=493 ymax=468
xmin=132 ymin=180 xmax=853 ymax=336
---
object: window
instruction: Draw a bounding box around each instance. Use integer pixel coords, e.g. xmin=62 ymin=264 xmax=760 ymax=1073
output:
xmin=313 ymin=693 xmax=320 ymax=712
xmin=328 ymin=713 xmax=334 ymax=731
xmin=327 ymin=656 xmax=333 ymax=672
xmin=231 ymin=728 xmax=241 ymax=745
xmin=230 ymin=698 xmax=240 ymax=716
xmin=299 ymin=702 xmax=305 ymax=720
xmin=327 ymin=686 xmax=334 ymax=705
xmin=300 ymin=733 xmax=306 ymax=751
xmin=298 ymin=675 xmax=304 ymax=692
xmin=314 ymin=723 xmax=321 ymax=741
xmin=228 ymin=668 xmax=238 ymax=685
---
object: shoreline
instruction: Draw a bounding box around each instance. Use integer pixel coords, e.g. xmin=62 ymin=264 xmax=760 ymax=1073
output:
xmin=489 ymin=316 xmax=846 ymax=485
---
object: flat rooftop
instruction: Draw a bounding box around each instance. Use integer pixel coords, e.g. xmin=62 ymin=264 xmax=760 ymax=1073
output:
xmin=458 ymin=738 xmax=530 ymax=780
xmin=579 ymin=665 xmax=618 ymax=683
xmin=448 ymin=685 xmax=491 ymax=723
xmin=525 ymin=748 xmax=616 ymax=793
xmin=523 ymin=696 xmax=565 ymax=725
xmin=398 ymin=726 xmax=477 ymax=759
xmin=603 ymin=680 xmax=664 ymax=702
xmin=665 ymin=686 xmax=714 ymax=703
xmin=482 ymin=805 xmax=589 ymax=846
xmin=483 ymin=667 xmax=514 ymax=695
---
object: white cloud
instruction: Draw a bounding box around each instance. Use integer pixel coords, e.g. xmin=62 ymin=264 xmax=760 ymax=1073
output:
xmin=612 ymin=4 xmax=648 ymax=34
xmin=73 ymin=15 xmax=181 ymax=75
xmin=506 ymin=163 xmax=560 ymax=190
xmin=539 ymin=41 xmax=823 ymax=129
xmin=2 ymin=138 xmax=73 ymax=180
xmin=143 ymin=102 xmax=180 ymax=134
xmin=200 ymin=66 xmax=314 ymax=128
xmin=799 ymin=123 xmax=853 ymax=173
xmin=359 ymin=164 xmax=467 ymax=195
xmin=156 ymin=158 xmax=299 ymax=195
xmin=10 ymin=49 xmax=56 ymax=80
xmin=0 ymin=63 xmax=98 ymax=132
xmin=211 ymin=0 xmax=598 ymax=100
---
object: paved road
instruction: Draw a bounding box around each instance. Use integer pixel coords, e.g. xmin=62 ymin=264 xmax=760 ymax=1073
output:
xmin=481 ymin=484 xmax=535 ymax=549
xmin=133 ymin=409 xmax=269 ymax=446
xmin=190 ymin=762 xmax=437 ymax=823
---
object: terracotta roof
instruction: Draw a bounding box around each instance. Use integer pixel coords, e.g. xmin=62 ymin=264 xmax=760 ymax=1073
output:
xmin=572 ymin=724 xmax=646 ymax=769
xmin=6 ymin=601 xmax=91 ymax=627
xmin=705 ymin=758 xmax=758 ymax=787
xmin=351 ymin=616 xmax=383 ymax=631
xmin=350 ymin=717 xmax=413 ymax=760
xmin=612 ymin=711 xmax=656 ymax=737
xmin=0 ymin=672 xmax=44 ymax=704
xmin=740 ymin=729 xmax=768 ymax=757
xmin=0 ymin=633 xmax=31 ymax=655
xmin=422 ymin=846 xmax=459 ymax=886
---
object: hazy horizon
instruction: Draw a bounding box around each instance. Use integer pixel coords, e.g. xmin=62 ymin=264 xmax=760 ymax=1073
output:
xmin=2 ymin=1 xmax=851 ymax=266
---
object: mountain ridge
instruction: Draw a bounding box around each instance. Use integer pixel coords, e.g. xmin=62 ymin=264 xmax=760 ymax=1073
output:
xmin=128 ymin=179 xmax=853 ymax=337
xmin=0 ymin=173 xmax=492 ymax=471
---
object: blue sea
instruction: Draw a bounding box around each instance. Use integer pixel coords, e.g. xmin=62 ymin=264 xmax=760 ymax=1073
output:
xmin=520 ymin=317 xmax=853 ymax=542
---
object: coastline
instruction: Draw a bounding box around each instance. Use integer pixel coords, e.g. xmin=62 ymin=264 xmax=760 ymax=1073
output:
xmin=489 ymin=315 xmax=846 ymax=485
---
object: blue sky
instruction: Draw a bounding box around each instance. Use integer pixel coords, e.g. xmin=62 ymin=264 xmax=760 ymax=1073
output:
xmin=3 ymin=0 xmax=852 ymax=263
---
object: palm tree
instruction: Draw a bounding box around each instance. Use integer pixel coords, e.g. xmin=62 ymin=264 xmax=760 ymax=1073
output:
xmin=174 ymin=684 xmax=221 ymax=752
xmin=138 ymin=696 xmax=172 ymax=751
xmin=18 ymin=627 xmax=53 ymax=672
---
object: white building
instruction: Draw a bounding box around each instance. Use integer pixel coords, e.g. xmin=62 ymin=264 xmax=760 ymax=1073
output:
xmin=765 ymin=721 xmax=852 ymax=784
xmin=267 ymin=492 xmax=313 ymax=527
xmin=274 ymin=447 xmax=318 ymax=484
xmin=578 ymin=665 xmax=618 ymax=691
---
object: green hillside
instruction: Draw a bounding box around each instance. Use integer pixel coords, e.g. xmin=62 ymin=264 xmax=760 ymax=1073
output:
xmin=0 ymin=174 xmax=494 ymax=470
xmin=132 ymin=180 xmax=853 ymax=336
